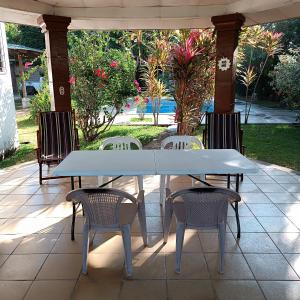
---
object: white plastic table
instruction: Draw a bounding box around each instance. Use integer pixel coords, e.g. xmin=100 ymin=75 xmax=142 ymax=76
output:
xmin=52 ymin=149 xmax=257 ymax=177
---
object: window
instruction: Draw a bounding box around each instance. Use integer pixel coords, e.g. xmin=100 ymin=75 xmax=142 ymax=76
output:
xmin=0 ymin=28 xmax=6 ymax=73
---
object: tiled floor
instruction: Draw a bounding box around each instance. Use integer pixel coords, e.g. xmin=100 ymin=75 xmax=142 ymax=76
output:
xmin=0 ymin=160 xmax=300 ymax=299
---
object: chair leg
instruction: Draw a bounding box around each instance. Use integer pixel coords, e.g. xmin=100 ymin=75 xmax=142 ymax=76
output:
xmin=218 ymin=223 xmax=226 ymax=274
xmin=121 ymin=224 xmax=133 ymax=277
xmin=235 ymin=174 xmax=240 ymax=193
xmin=160 ymin=175 xmax=166 ymax=206
xmin=82 ymin=223 xmax=89 ymax=274
xmin=71 ymin=177 xmax=74 ymax=190
xmin=71 ymin=202 xmax=76 ymax=241
xmin=166 ymin=175 xmax=171 ymax=189
xmin=78 ymin=176 xmax=82 ymax=188
xmin=234 ymin=201 xmax=241 ymax=239
xmin=227 ymin=174 xmax=230 ymax=189
xmin=39 ymin=163 xmax=43 ymax=185
xmin=137 ymin=176 xmax=143 ymax=192
xmin=138 ymin=201 xmax=148 ymax=246
xmin=175 ymin=222 xmax=185 ymax=274
xmin=240 ymin=173 xmax=244 ymax=182
xmin=163 ymin=200 xmax=173 ymax=243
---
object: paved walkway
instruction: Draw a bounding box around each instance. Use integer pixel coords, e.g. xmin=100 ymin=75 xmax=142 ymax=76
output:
xmin=114 ymin=100 xmax=299 ymax=126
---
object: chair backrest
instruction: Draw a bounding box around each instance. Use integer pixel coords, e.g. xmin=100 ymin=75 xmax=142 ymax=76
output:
xmin=38 ymin=111 xmax=77 ymax=160
xmin=161 ymin=135 xmax=204 ymax=150
xmin=100 ymin=136 xmax=142 ymax=150
xmin=168 ymin=187 xmax=240 ymax=228
xmin=66 ymin=188 xmax=138 ymax=228
xmin=205 ymin=112 xmax=241 ymax=151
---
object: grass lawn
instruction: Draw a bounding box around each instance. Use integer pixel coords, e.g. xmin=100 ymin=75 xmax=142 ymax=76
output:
xmin=0 ymin=114 xmax=166 ymax=169
xmin=196 ymin=124 xmax=300 ymax=171
xmin=242 ymin=124 xmax=300 ymax=171
xmin=129 ymin=117 xmax=153 ymax=123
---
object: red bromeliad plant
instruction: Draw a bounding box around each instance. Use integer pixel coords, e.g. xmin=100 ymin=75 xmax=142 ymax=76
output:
xmin=169 ymin=29 xmax=215 ymax=135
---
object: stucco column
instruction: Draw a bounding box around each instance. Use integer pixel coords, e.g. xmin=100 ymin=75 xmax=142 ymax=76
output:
xmin=211 ymin=13 xmax=245 ymax=113
xmin=37 ymin=15 xmax=71 ymax=111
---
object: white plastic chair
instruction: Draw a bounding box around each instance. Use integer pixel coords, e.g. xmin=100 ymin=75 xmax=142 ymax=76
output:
xmin=160 ymin=135 xmax=204 ymax=206
xmin=163 ymin=187 xmax=240 ymax=274
xmin=98 ymin=136 xmax=143 ymax=191
xmin=66 ymin=188 xmax=147 ymax=277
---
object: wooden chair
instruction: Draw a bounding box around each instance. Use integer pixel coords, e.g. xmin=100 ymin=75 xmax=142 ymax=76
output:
xmin=36 ymin=111 xmax=80 ymax=185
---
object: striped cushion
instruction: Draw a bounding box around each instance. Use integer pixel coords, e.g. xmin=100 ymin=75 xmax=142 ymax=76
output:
xmin=39 ymin=111 xmax=76 ymax=161
xmin=206 ymin=112 xmax=241 ymax=151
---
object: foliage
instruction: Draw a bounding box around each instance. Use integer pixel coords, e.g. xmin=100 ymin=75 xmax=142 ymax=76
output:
xmin=21 ymin=52 xmax=51 ymax=120
xmin=169 ymin=29 xmax=215 ymax=135
xmin=270 ymin=48 xmax=300 ymax=110
xmin=238 ymin=26 xmax=283 ymax=123
xmin=134 ymin=95 xmax=149 ymax=120
xmin=69 ymin=32 xmax=136 ymax=142
xmin=141 ymin=35 xmax=170 ymax=125
xmin=5 ymin=23 xmax=45 ymax=50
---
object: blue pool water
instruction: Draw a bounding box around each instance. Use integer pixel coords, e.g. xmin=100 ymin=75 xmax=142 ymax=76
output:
xmin=139 ymin=98 xmax=214 ymax=114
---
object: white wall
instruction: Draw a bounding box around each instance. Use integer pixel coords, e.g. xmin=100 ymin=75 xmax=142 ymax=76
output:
xmin=0 ymin=22 xmax=18 ymax=159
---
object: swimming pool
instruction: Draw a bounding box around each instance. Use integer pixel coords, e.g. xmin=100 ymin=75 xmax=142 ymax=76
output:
xmin=138 ymin=98 xmax=214 ymax=114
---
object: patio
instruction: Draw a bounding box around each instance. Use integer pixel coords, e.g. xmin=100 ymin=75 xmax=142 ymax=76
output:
xmin=0 ymin=159 xmax=300 ymax=299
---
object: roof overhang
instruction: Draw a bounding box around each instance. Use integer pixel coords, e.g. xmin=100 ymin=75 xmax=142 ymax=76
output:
xmin=0 ymin=0 xmax=300 ymax=29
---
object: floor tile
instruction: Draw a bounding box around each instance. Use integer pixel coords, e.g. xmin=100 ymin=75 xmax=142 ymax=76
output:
xmin=120 ymin=280 xmax=167 ymax=300
xmin=145 ymin=203 xmax=162 ymax=217
xmin=240 ymin=193 xmax=271 ymax=203
xmin=205 ymin=253 xmax=253 ymax=280
xmin=0 ymin=235 xmax=22 ymax=254
xmin=14 ymin=233 xmax=59 ymax=254
xmin=132 ymin=252 xmax=166 ymax=279
xmin=227 ymin=216 xmax=265 ymax=233
xmin=199 ymin=232 xmax=240 ymax=253
xmin=163 ymin=231 xmax=202 ymax=253
xmin=265 ymin=192 xmax=298 ymax=203
xmin=258 ymin=216 xmax=299 ymax=232
xmin=0 ymin=194 xmax=31 ymax=206
xmin=245 ymin=253 xmax=299 ymax=280
xmin=233 ymin=184 xmax=260 ymax=193
xmin=166 ymin=253 xmax=209 ymax=279
xmin=13 ymin=205 xmax=49 ymax=218
xmin=0 ymin=281 xmax=32 ymax=300
xmin=82 ymin=253 xmax=125 ymax=280
xmin=284 ymin=253 xmax=300 ymax=277
xmin=269 ymin=232 xmax=300 ymax=253
xmin=91 ymin=233 xmax=125 ymax=254
xmin=292 ymin=193 xmax=300 ymax=200
xmin=25 ymin=194 xmax=57 ymax=205
xmin=0 ymin=254 xmax=47 ymax=280
xmin=24 ymin=280 xmax=76 ymax=300
xmin=276 ymin=203 xmax=300 ymax=217
xmin=11 ymin=185 xmax=40 ymax=195
xmin=280 ymin=184 xmax=300 ymax=193
xmin=168 ymin=279 xmax=215 ymax=300
xmin=256 ymin=183 xmax=286 ymax=193
xmin=0 ymin=206 xmax=20 ymax=218
xmin=51 ymin=233 xmax=83 ymax=254
xmin=238 ymin=232 xmax=279 ymax=253
xmin=259 ymin=281 xmax=300 ymax=300
xmin=248 ymin=175 xmax=276 ymax=184
xmin=272 ymin=175 xmax=299 ymax=184
xmin=228 ymin=203 xmax=253 ymax=217
xmin=246 ymin=203 xmax=284 ymax=217
xmin=213 ymin=280 xmax=265 ymax=300
xmin=72 ymin=275 xmax=121 ymax=300
xmin=37 ymin=253 xmax=82 ymax=279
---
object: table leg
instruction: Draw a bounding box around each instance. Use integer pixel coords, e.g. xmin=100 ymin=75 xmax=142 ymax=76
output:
xmin=160 ymin=175 xmax=166 ymax=206
xmin=235 ymin=174 xmax=240 ymax=193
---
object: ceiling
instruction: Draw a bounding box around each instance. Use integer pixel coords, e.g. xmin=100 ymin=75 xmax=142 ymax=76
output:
xmin=0 ymin=0 xmax=300 ymax=29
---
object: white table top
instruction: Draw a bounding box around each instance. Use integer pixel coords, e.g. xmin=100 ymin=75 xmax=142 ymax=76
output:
xmin=52 ymin=149 xmax=258 ymax=177
xmin=154 ymin=149 xmax=258 ymax=175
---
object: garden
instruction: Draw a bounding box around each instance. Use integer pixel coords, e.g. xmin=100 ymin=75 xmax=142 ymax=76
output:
xmin=2 ymin=22 xmax=300 ymax=171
